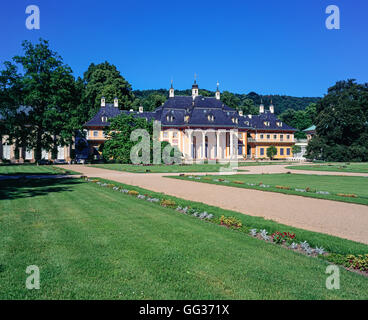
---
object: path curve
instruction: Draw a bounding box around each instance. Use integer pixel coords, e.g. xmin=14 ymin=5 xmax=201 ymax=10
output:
xmin=63 ymin=165 xmax=368 ymax=245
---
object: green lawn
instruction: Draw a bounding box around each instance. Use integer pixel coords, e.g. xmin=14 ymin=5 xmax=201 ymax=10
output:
xmin=0 ymin=164 xmax=77 ymax=176
xmin=172 ymin=173 xmax=368 ymax=206
xmin=1 ymin=177 xmax=367 ymax=299
xmin=287 ymin=163 xmax=368 ymax=173
xmin=89 ymin=161 xmax=294 ymax=173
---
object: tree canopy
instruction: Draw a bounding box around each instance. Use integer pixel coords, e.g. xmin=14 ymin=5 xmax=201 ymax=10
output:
xmin=82 ymin=61 xmax=135 ymax=117
xmin=0 ymin=39 xmax=81 ymax=160
xmin=306 ymin=79 xmax=368 ymax=162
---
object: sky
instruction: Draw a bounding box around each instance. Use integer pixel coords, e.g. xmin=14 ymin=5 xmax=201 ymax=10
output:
xmin=1 ymin=0 xmax=367 ymax=97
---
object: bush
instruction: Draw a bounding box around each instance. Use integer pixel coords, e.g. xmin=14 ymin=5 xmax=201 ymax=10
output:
xmin=272 ymin=231 xmax=296 ymax=245
xmin=336 ymin=193 xmax=358 ymax=198
xmin=219 ymin=215 xmax=242 ymax=229
xmin=128 ymin=190 xmax=139 ymax=196
xmin=233 ymin=180 xmax=244 ymax=185
xmin=160 ymin=199 xmax=176 ymax=208
xmin=276 ymin=185 xmax=291 ymax=190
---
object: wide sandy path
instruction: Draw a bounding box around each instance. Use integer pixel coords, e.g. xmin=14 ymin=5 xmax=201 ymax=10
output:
xmin=63 ymin=165 xmax=368 ymax=245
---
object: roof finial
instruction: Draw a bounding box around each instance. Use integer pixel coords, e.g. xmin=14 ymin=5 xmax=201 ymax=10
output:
xmin=194 ymin=73 xmax=197 ymax=84
xmin=216 ymin=81 xmax=219 ymax=91
xmin=170 ymin=79 xmax=173 ymax=89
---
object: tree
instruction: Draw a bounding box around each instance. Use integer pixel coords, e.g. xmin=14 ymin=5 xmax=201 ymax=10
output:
xmin=221 ymin=91 xmax=241 ymax=109
xmin=82 ymin=62 xmax=135 ymax=117
xmin=102 ymin=114 xmax=181 ymax=164
xmin=142 ymin=93 xmax=166 ymax=111
xmin=238 ymin=98 xmax=258 ymax=115
xmin=292 ymin=145 xmax=301 ymax=156
xmin=306 ymin=79 xmax=368 ymax=161
xmin=266 ymin=146 xmax=277 ymax=160
xmin=0 ymin=39 xmax=81 ymax=161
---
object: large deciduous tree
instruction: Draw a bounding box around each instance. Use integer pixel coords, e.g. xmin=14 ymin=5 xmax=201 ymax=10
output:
xmin=306 ymin=79 xmax=368 ymax=161
xmin=0 ymin=39 xmax=81 ymax=161
xmin=82 ymin=62 xmax=135 ymax=117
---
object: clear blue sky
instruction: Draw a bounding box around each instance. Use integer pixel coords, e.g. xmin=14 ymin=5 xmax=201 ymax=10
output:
xmin=1 ymin=0 xmax=367 ymax=97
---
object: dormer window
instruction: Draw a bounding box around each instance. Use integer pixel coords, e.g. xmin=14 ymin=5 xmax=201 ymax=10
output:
xmin=263 ymin=121 xmax=270 ymax=126
xmin=101 ymin=116 xmax=108 ymax=122
xmin=207 ymin=115 xmax=214 ymax=122
xmin=232 ymin=118 xmax=238 ymax=124
xmin=276 ymin=122 xmax=283 ymax=127
xmin=166 ymin=115 xmax=174 ymax=122
xmin=184 ymin=115 xmax=190 ymax=123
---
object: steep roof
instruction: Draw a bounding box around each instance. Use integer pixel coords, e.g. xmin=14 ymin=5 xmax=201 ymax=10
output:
xmin=248 ymin=111 xmax=297 ymax=131
xmin=84 ymin=97 xmax=296 ymax=131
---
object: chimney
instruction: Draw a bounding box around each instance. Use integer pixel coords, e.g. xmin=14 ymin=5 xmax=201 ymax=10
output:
xmin=215 ymin=81 xmax=220 ymax=100
xmin=259 ymin=103 xmax=264 ymax=114
xmin=114 ymin=97 xmax=118 ymax=107
xmin=101 ymin=96 xmax=106 ymax=107
xmin=192 ymin=74 xmax=199 ymax=98
xmin=169 ymin=80 xmax=174 ymax=98
xmin=269 ymin=101 xmax=274 ymax=114
xmin=139 ymin=106 xmax=144 ymax=113
xmin=238 ymin=110 xmax=243 ymax=116
xmin=248 ymin=114 xmax=252 ymax=119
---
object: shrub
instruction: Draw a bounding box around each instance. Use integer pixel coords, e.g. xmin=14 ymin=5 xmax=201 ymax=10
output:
xmin=128 ymin=190 xmax=139 ymax=196
xmin=336 ymin=193 xmax=358 ymax=198
xmin=219 ymin=215 xmax=242 ymax=229
xmin=233 ymin=180 xmax=244 ymax=185
xmin=345 ymin=254 xmax=368 ymax=271
xmin=160 ymin=199 xmax=176 ymax=208
xmin=276 ymin=185 xmax=291 ymax=190
xmin=272 ymin=231 xmax=296 ymax=245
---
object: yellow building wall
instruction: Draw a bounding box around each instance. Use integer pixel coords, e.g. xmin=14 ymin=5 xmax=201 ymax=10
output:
xmin=257 ymin=145 xmax=292 ymax=159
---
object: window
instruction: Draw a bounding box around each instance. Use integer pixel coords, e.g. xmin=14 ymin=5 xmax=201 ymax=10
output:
xmin=276 ymin=122 xmax=283 ymax=127
xmin=280 ymin=134 xmax=284 ymax=141
xmin=260 ymin=148 xmax=264 ymax=156
xmin=267 ymin=134 xmax=270 ymax=139
xmin=263 ymin=121 xmax=270 ymax=126
xmin=101 ymin=116 xmax=107 ymax=122
xmin=287 ymin=135 xmax=290 ymax=140
xmin=280 ymin=148 xmax=284 ymax=155
xmin=208 ymin=115 xmax=214 ymax=122
xmin=273 ymin=134 xmax=277 ymax=139
xmin=93 ymin=131 xmax=98 ymax=137
xmin=166 ymin=115 xmax=174 ymax=122
xmin=287 ymin=148 xmax=291 ymax=155
xmin=260 ymin=134 xmax=264 ymax=139
xmin=163 ymin=132 xmax=168 ymax=138
xmin=172 ymin=131 xmax=178 ymax=138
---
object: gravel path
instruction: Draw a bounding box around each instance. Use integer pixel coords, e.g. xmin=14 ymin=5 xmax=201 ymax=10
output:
xmin=63 ymin=164 xmax=368 ymax=245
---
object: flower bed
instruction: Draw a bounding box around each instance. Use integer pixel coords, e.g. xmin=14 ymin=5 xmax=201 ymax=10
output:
xmin=83 ymin=177 xmax=368 ymax=277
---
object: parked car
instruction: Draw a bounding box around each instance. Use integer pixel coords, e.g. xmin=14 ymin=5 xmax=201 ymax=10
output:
xmin=53 ymin=159 xmax=67 ymax=164
xmin=37 ymin=159 xmax=52 ymax=165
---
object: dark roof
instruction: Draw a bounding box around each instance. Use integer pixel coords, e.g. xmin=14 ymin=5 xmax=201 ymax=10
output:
xmin=248 ymin=111 xmax=297 ymax=131
xmin=84 ymin=96 xmax=296 ymax=131
xmin=84 ymin=104 xmax=123 ymax=127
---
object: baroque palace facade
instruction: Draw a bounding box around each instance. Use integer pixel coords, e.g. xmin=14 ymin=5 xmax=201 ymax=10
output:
xmin=84 ymin=81 xmax=297 ymax=161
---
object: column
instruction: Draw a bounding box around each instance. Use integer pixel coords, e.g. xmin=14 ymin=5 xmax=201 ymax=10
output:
xmin=0 ymin=135 xmax=3 ymax=161
xmin=201 ymin=130 xmax=206 ymax=159
xmin=186 ymin=129 xmax=193 ymax=160
xmin=230 ymin=130 xmax=234 ymax=159
xmin=216 ymin=130 xmax=221 ymax=160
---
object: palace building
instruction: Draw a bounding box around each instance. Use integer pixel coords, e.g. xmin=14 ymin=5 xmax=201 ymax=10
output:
xmin=84 ymin=80 xmax=297 ymax=160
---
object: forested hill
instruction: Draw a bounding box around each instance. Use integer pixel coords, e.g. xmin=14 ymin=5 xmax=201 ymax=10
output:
xmin=133 ymin=89 xmax=320 ymax=115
